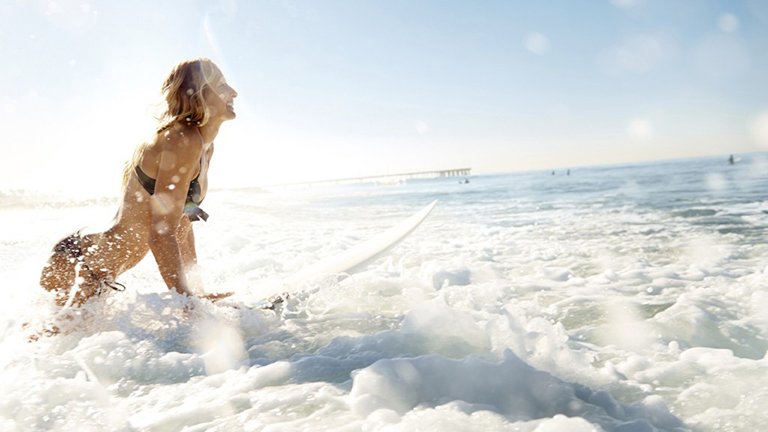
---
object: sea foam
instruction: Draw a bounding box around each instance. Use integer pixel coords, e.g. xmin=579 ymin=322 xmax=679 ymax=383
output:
xmin=2 ymin=155 xmax=767 ymax=430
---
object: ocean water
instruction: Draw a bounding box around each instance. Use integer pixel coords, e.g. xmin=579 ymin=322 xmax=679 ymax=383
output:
xmin=1 ymin=154 xmax=767 ymax=431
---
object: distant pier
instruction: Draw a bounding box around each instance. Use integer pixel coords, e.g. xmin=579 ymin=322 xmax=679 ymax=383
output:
xmin=273 ymin=168 xmax=472 ymax=188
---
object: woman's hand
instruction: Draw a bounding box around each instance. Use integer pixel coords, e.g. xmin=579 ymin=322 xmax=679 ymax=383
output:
xmin=201 ymin=291 xmax=235 ymax=302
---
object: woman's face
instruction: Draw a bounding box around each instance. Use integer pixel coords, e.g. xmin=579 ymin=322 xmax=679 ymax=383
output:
xmin=203 ymin=68 xmax=238 ymax=122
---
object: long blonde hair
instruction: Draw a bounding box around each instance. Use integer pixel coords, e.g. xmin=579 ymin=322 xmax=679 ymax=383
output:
xmin=122 ymin=58 xmax=220 ymax=190
xmin=157 ymin=58 xmax=219 ymax=132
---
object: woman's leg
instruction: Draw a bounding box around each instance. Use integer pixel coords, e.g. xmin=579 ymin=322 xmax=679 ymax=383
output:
xmin=40 ymin=232 xmax=112 ymax=306
xmin=40 ymin=233 xmax=80 ymax=294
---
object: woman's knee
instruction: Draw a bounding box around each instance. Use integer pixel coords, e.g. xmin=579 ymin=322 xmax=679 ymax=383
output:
xmin=40 ymin=233 xmax=82 ymax=291
xmin=41 ymin=259 xmax=78 ymax=291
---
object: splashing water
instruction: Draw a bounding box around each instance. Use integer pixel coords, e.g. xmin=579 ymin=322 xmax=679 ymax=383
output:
xmin=1 ymin=154 xmax=767 ymax=431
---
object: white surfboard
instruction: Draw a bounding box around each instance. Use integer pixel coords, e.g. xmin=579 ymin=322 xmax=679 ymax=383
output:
xmin=223 ymin=200 xmax=438 ymax=307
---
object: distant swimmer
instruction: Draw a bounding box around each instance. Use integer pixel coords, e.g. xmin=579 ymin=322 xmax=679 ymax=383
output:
xmin=39 ymin=58 xmax=238 ymax=309
xmin=729 ymin=154 xmax=735 ymax=165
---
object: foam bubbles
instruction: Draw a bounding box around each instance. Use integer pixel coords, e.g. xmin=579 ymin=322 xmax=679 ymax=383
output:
xmin=3 ymin=159 xmax=768 ymax=430
xmin=401 ymin=298 xmax=489 ymax=353
xmin=350 ymin=352 xmax=682 ymax=430
xmin=195 ymin=319 xmax=247 ymax=374
xmin=598 ymin=300 xmax=655 ymax=352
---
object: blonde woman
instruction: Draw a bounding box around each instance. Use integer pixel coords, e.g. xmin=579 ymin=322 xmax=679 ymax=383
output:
xmin=40 ymin=58 xmax=237 ymax=306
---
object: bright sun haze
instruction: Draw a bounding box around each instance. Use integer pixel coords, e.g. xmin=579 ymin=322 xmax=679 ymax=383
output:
xmin=1 ymin=0 xmax=767 ymax=194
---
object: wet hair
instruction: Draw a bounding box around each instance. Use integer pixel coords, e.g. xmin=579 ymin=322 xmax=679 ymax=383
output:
xmin=156 ymin=58 xmax=221 ymax=132
xmin=122 ymin=58 xmax=222 ymax=190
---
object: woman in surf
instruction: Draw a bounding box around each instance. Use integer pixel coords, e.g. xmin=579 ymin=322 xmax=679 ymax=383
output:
xmin=39 ymin=58 xmax=237 ymax=307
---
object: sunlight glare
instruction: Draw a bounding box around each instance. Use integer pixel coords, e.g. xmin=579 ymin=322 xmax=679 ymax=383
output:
xmin=627 ymin=118 xmax=654 ymax=141
xmin=524 ymin=32 xmax=551 ymax=55
xmin=718 ymin=13 xmax=740 ymax=33
xmin=749 ymin=111 xmax=768 ymax=149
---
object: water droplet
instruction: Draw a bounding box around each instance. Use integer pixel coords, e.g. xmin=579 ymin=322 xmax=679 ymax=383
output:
xmin=154 ymin=222 xmax=170 ymax=234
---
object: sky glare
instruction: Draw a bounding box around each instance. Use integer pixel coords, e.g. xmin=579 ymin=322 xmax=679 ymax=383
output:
xmin=2 ymin=0 xmax=767 ymax=193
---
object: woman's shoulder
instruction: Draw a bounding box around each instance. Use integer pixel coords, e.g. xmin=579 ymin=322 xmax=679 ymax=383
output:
xmin=155 ymin=122 xmax=204 ymax=151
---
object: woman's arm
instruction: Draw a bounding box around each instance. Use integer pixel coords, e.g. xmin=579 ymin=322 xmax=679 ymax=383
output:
xmin=178 ymin=218 xmax=234 ymax=301
xmin=178 ymin=216 xmax=198 ymax=269
xmin=147 ymin=129 xmax=204 ymax=296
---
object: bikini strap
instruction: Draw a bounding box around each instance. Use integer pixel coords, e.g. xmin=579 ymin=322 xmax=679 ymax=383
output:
xmin=134 ymin=165 xmax=156 ymax=195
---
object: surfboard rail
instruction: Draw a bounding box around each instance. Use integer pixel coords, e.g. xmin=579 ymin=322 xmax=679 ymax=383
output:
xmin=225 ymin=200 xmax=438 ymax=306
xmin=287 ymin=200 xmax=438 ymax=283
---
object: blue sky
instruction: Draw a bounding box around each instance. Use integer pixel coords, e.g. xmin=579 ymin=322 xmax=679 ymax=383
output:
xmin=1 ymin=0 xmax=767 ymax=192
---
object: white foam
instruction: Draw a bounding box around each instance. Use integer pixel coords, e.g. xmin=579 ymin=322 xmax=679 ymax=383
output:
xmin=2 ymin=162 xmax=768 ymax=430
xmin=349 ymin=351 xmax=682 ymax=430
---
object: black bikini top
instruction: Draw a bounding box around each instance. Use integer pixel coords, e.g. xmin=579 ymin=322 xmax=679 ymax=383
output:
xmin=134 ymin=165 xmax=208 ymax=221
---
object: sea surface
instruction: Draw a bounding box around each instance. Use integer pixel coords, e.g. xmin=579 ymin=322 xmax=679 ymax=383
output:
xmin=1 ymin=154 xmax=767 ymax=431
